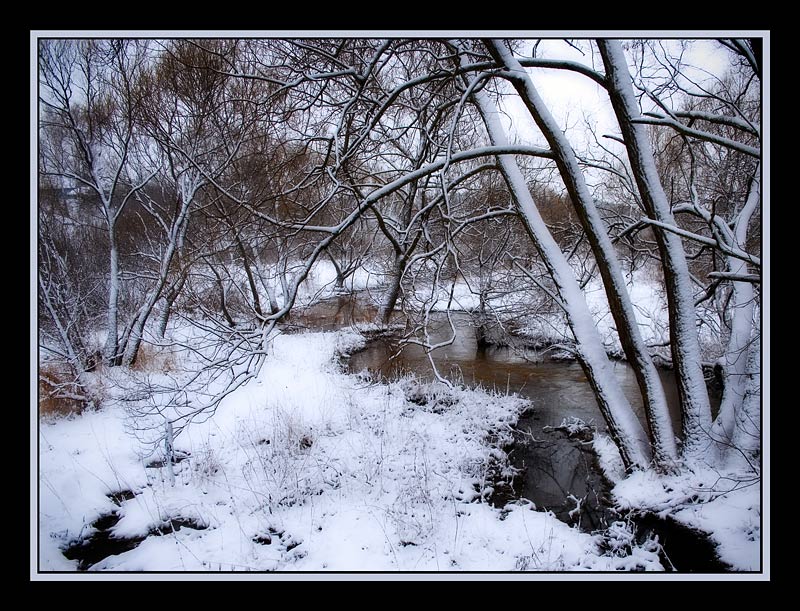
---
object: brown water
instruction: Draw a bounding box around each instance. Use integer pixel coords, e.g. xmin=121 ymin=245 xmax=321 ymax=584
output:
xmin=290 ymin=293 xmax=380 ymax=332
xmin=346 ymin=310 xmax=716 ymax=435
xmin=63 ymin=294 xmax=728 ymax=571
xmin=303 ymin=294 xmax=729 ymax=570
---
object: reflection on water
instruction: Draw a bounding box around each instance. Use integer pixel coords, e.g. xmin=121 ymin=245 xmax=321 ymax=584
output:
xmin=291 ymin=293 xmax=379 ymax=332
xmin=502 ymin=427 xmax=617 ymax=530
xmin=346 ymin=311 xmax=719 ymax=434
xmin=301 ymin=294 xmax=728 ymax=568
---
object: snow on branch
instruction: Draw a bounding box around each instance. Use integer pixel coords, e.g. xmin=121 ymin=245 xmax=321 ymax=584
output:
xmin=634 ymin=115 xmax=760 ymax=158
xmin=640 ymin=217 xmax=761 ymax=268
xmin=707 ymin=271 xmax=761 ymax=284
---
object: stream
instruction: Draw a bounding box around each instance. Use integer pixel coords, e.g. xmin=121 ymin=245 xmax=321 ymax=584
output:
xmin=63 ymin=292 xmax=729 ymax=571
xmin=303 ymin=293 xmax=729 ymax=572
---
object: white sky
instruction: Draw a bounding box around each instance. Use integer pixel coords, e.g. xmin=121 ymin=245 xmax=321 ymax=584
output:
xmin=503 ymin=39 xmax=734 ymax=141
xmin=496 ymin=38 xmax=737 ymax=189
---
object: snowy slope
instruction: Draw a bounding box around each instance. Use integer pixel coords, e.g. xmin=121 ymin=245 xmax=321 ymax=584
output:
xmin=39 ymin=329 xmax=664 ymax=572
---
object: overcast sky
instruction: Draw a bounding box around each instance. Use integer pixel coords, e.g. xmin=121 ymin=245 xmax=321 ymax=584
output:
xmin=505 ymin=38 xmax=733 ymax=139
xmin=495 ymin=38 xmax=735 ymax=189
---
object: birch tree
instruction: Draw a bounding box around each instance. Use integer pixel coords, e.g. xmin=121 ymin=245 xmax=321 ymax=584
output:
xmin=597 ymin=39 xmax=761 ymax=466
xmin=39 ymin=39 xmax=154 ymax=366
xmin=472 ymin=39 xmax=679 ymax=468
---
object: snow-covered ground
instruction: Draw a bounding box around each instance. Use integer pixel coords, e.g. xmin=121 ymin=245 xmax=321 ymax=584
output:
xmin=36 ymin=259 xmax=760 ymax=575
xmin=39 ymin=328 xmax=671 ymax=572
xmin=594 ymin=434 xmax=761 ymax=571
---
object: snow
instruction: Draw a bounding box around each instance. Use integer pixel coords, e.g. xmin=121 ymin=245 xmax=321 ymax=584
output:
xmin=39 ymin=404 xmax=145 ymax=566
xmin=593 ymin=433 xmax=760 ymax=571
xmin=39 ymin=325 xmax=670 ymax=572
xmin=293 ymin=259 xmax=378 ymax=306
xmin=598 ymin=40 xmax=714 ymax=459
xmin=462 ymin=49 xmax=650 ymax=468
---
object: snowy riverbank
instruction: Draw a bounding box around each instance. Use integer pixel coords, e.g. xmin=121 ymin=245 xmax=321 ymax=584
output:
xmin=40 ymin=328 xmax=677 ymax=572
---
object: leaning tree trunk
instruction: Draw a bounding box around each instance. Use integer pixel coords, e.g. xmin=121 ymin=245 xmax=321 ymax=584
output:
xmin=234 ymin=232 xmax=263 ymax=319
xmin=598 ymin=40 xmax=713 ymax=461
xmin=122 ymin=197 xmax=195 ymax=367
xmin=373 ymin=140 xmax=426 ymax=329
xmin=485 ymin=40 xmax=678 ymax=468
xmin=208 ymin=261 xmax=236 ymax=328
xmin=378 ymin=257 xmax=404 ymax=327
xmin=121 ymin=281 xmax=166 ymax=367
xmin=157 ymin=272 xmax=188 ymax=339
xmin=222 ymin=216 xmax=263 ymax=319
xmin=466 ymin=57 xmax=651 ymax=470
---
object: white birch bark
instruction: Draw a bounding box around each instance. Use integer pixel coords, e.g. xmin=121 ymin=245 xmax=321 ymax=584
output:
xmin=711 ymin=169 xmax=760 ymax=457
xmin=485 ymin=40 xmax=678 ymax=467
xmin=460 ymin=50 xmax=651 ymax=469
xmin=598 ymin=40 xmax=713 ymax=461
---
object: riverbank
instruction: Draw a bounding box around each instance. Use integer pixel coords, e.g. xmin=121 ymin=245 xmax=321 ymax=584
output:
xmin=39 ymin=327 xmax=677 ymax=572
xmin=348 ymin=321 xmax=758 ymax=572
xmin=37 ymin=275 xmax=760 ymax=573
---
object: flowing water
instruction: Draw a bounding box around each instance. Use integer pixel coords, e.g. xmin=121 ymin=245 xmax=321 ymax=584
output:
xmin=65 ymin=293 xmax=727 ymax=571
xmin=346 ymin=309 xmax=700 ymax=434
xmin=303 ymin=293 xmax=727 ymax=571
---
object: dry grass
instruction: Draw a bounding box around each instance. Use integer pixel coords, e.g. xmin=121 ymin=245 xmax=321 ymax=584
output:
xmin=38 ymin=365 xmax=85 ymax=419
xmin=130 ymin=343 xmax=177 ymax=373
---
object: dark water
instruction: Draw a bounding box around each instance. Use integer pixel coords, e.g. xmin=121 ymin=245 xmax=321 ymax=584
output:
xmin=62 ymin=490 xmax=208 ymax=571
xmin=346 ymin=310 xmax=717 ymax=435
xmin=62 ymin=510 xmax=147 ymax=571
xmin=334 ymin=299 xmax=727 ymax=571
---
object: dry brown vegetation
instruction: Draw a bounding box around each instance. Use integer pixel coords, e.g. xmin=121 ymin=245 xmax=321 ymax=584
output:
xmin=130 ymin=344 xmax=177 ymax=373
xmin=38 ymin=366 xmax=85 ymax=419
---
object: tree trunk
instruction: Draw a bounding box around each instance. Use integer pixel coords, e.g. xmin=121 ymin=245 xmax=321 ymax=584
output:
xmin=486 ymin=40 xmax=678 ymax=468
xmin=263 ymin=279 xmax=279 ymax=315
xmin=277 ymin=238 xmax=291 ymax=305
xmin=467 ymin=61 xmax=651 ymax=470
xmin=378 ymin=257 xmax=403 ymax=327
xmin=209 ymin=262 xmax=235 ymax=328
xmin=598 ymin=40 xmax=713 ymax=461
xmin=728 ymin=333 xmax=760 ymax=470
xmin=122 ymin=218 xmax=192 ymax=366
xmin=325 ymin=249 xmax=346 ymax=291
xmin=711 ymin=260 xmax=755 ymax=449
xmin=103 ymin=222 xmax=120 ymax=366
xmin=229 ymin=224 xmax=263 ymax=319
xmin=157 ymin=273 xmax=187 ymax=338
xmin=475 ymin=288 xmax=490 ymax=352
xmin=711 ymin=168 xmax=760 ymax=459
xmin=156 ymin=298 xmax=172 ymax=340
xmin=121 ymin=308 xmax=151 ymax=367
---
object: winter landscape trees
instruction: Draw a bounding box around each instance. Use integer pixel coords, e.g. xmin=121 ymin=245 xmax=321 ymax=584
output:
xmin=36 ymin=36 xmax=765 ymax=574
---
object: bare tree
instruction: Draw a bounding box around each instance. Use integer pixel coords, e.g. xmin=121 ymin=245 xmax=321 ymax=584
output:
xmin=471 ymin=38 xmax=679 ymax=468
xmin=596 ymin=39 xmax=760 ymax=466
xmin=38 ymin=36 xmax=762 ymax=476
xmin=39 ymin=39 xmax=156 ymax=366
